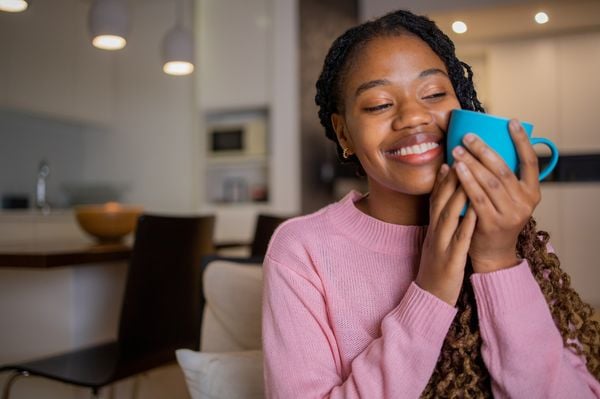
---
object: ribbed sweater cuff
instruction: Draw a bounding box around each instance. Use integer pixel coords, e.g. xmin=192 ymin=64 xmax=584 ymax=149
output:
xmin=470 ymin=260 xmax=543 ymax=319
xmin=387 ymin=282 xmax=457 ymax=344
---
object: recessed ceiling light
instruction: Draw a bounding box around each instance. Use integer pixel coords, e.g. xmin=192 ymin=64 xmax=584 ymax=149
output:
xmin=535 ymin=11 xmax=549 ymax=24
xmin=452 ymin=21 xmax=468 ymax=34
xmin=0 ymin=0 xmax=29 ymax=12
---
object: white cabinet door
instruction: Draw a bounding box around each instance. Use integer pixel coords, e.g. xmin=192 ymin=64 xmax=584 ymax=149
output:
xmin=196 ymin=0 xmax=270 ymax=110
xmin=557 ymin=32 xmax=600 ymax=152
xmin=535 ymin=183 xmax=600 ymax=308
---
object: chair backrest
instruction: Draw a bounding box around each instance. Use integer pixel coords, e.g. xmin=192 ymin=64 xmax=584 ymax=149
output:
xmin=118 ymin=214 xmax=215 ymax=355
xmin=249 ymin=214 xmax=288 ymax=258
xmin=200 ymin=259 xmax=263 ymax=352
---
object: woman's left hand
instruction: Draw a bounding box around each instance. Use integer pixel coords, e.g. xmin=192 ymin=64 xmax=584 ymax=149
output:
xmin=451 ymin=119 xmax=541 ymax=273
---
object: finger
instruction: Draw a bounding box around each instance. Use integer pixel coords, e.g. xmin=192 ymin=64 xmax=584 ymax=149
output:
xmin=454 ymin=161 xmax=498 ymax=216
xmin=435 ymin=185 xmax=468 ymax=249
xmin=453 ymin=146 xmax=513 ymax=214
xmin=430 ymin=163 xmax=450 ymax=200
xmin=429 ymin=166 xmax=458 ymax=227
xmin=461 ymin=133 xmax=519 ymax=191
xmin=449 ymin=206 xmax=477 ymax=258
xmin=508 ymin=119 xmax=539 ymax=187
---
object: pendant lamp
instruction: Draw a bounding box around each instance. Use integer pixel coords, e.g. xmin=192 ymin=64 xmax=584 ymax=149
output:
xmin=0 ymin=0 xmax=29 ymax=12
xmin=88 ymin=0 xmax=129 ymax=50
xmin=162 ymin=0 xmax=194 ymax=76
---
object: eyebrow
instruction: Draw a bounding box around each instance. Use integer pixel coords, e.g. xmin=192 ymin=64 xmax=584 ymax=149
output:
xmin=354 ymin=68 xmax=449 ymax=97
xmin=354 ymin=79 xmax=391 ymax=97
xmin=419 ymin=68 xmax=448 ymax=79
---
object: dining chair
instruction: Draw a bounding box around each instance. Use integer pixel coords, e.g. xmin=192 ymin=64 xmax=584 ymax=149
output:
xmin=249 ymin=214 xmax=288 ymax=258
xmin=0 ymin=214 xmax=216 ymax=399
xmin=214 ymin=213 xmax=289 ymax=259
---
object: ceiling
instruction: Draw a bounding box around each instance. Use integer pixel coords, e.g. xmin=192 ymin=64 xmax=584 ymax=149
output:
xmin=359 ymin=0 xmax=600 ymax=44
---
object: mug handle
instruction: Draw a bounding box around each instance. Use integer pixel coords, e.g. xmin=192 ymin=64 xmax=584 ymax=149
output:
xmin=529 ymin=137 xmax=559 ymax=181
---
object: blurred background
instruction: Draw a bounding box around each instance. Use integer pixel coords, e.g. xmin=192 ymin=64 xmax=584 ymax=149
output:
xmin=1 ymin=0 xmax=599 ymax=397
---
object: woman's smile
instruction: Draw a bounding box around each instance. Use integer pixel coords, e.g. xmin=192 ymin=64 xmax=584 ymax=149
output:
xmin=382 ymin=132 xmax=444 ymax=165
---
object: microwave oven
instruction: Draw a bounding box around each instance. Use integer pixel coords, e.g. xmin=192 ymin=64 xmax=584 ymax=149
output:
xmin=208 ymin=118 xmax=267 ymax=157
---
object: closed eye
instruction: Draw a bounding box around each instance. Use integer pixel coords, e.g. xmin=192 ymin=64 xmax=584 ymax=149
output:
xmin=423 ymin=92 xmax=446 ymax=100
xmin=363 ymin=103 xmax=392 ymax=112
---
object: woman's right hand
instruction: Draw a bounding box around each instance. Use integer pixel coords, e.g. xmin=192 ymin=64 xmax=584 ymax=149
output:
xmin=415 ymin=164 xmax=477 ymax=306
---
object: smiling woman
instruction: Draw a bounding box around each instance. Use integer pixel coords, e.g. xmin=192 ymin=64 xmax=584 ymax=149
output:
xmin=262 ymin=8 xmax=600 ymax=399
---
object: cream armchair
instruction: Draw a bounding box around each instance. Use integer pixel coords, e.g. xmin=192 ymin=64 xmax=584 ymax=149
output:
xmin=176 ymin=258 xmax=264 ymax=399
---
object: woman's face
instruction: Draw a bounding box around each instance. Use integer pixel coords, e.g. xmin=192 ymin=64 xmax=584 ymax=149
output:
xmin=332 ymin=34 xmax=461 ymax=196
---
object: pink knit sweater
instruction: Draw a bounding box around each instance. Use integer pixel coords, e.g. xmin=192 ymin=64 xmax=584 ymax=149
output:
xmin=262 ymin=191 xmax=600 ymax=398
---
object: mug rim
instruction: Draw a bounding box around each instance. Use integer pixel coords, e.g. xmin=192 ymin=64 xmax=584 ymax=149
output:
xmin=451 ymin=108 xmax=533 ymax=130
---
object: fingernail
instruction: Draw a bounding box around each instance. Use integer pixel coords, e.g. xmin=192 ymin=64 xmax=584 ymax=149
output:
xmin=510 ymin=119 xmax=521 ymax=131
xmin=439 ymin=164 xmax=449 ymax=176
xmin=453 ymin=146 xmax=465 ymax=157
xmin=456 ymin=162 xmax=467 ymax=174
xmin=463 ymin=133 xmax=476 ymax=143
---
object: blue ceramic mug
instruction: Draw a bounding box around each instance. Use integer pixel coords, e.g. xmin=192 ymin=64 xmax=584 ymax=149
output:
xmin=446 ymin=109 xmax=559 ymax=181
xmin=446 ymin=109 xmax=559 ymax=215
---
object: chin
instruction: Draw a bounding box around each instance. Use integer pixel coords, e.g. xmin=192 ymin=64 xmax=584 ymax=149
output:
xmin=380 ymin=176 xmax=437 ymax=196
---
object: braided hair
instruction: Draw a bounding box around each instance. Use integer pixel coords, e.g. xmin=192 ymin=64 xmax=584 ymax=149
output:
xmin=315 ymin=9 xmax=600 ymax=398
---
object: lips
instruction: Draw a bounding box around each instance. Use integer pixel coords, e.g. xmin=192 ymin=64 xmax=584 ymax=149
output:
xmin=392 ymin=142 xmax=440 ymax=156
xmin=383 ymin=132 xmax=444 ymax=165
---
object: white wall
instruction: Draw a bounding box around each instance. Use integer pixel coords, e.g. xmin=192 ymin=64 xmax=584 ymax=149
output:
xmin=0 ymin=0 xmax=198 ymax=213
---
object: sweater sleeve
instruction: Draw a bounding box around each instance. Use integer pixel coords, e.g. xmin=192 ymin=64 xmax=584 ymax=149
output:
xmin=471 ymin=261 xmax=600 ymax=398
xmin=262 ymin=254 xmax=457 ymax=399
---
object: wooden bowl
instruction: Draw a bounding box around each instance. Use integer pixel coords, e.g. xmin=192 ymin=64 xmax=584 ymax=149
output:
xmin=75 ymin=202 xmax=143 ymax=243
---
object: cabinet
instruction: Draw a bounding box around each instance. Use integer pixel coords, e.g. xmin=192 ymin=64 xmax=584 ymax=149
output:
xmin=196 ymin=0 xmax=273 ymax=205
xmin=534 ymin=183 xmax=600 ymax=308
xmin=469 ymin=31 xmax=600 ymax=152
xmin=204 ymin=109 xmax=269 ymax=204
xmin=194 ymin=0 xmax=300 ymax=243
xmin=196 ymin=0 xmax=270 ymax=111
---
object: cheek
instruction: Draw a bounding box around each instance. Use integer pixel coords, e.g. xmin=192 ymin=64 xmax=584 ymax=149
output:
xmin=345 ymin=119 xmax=376 ymax=150
xmin=434 ymin=101 xmax=461 ymax=132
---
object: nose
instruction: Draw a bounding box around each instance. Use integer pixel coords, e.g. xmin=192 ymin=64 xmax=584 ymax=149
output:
xmin=391 ymin=101 xmax=433 ymax=131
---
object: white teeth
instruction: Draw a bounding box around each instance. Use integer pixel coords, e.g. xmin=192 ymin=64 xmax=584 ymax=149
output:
xmin=394 ymin=142 xmax=439 ymax=156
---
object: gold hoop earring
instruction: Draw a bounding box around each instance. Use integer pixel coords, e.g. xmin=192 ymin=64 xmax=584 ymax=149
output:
xmin=342 ymin=147 xmax=352 ymax=159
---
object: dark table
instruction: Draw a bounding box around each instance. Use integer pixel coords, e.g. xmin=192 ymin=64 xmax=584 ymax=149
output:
xmin=0 ymin=240 xmax=132 ymax=268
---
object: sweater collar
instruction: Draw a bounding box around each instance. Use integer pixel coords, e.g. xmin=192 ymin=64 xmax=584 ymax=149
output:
xmin=327 ymin=191 xmax=426 ymax=255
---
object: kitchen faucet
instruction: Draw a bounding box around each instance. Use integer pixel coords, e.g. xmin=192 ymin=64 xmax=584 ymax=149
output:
xmin=36 ymin=160 xmax=50 ymax=213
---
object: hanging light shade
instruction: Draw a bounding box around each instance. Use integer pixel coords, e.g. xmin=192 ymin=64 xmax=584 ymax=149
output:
xmin=0 ymin=0 xmax=29 ymax=12
xmin=162 ymin=0 xmax=194 ymax=76
xmin=88 ymin=0 xmax=129 ymax=50
xmin=162 ymin=25 xmax=195 ymax=76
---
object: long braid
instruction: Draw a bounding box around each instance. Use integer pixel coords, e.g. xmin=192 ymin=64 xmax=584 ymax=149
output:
xmin=315 ymin=9 xmax=600 ymax=397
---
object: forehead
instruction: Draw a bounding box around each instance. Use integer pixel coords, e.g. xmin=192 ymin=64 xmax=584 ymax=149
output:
xmin=344 ymin=34 xmax=448 ymax=87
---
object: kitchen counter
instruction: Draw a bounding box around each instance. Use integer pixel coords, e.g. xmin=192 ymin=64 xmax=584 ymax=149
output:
xmin=0 ymin=208 xmax=132 ymax=267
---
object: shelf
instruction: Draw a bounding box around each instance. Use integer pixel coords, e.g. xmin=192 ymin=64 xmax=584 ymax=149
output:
xmin=206 ymin=155 xmax=268 ymax=166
